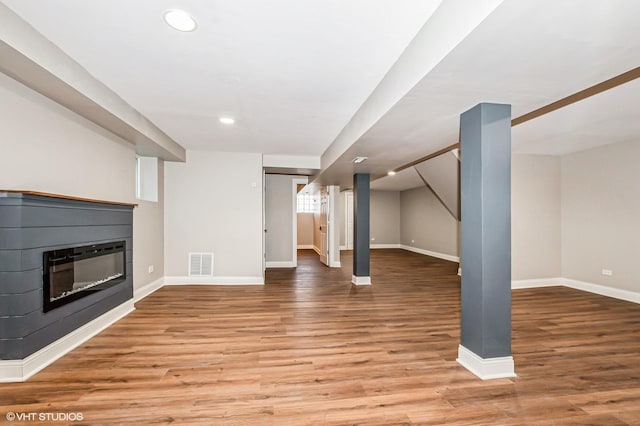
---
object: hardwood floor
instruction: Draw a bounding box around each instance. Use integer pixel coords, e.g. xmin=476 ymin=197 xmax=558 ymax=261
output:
xmin=2 ymin=249 xmax=640 ymax=425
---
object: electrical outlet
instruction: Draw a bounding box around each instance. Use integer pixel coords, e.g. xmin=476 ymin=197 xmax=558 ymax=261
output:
xmin=601 ymin=268 xmax=613 ymax=276
xmin=148 ymin=265 xmax=154 ymax=274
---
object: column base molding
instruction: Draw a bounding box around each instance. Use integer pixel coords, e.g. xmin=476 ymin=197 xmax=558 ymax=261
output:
xmin=351 ymin=275 xmax=371 ymax=285
xmin=456 ymin=345 xmax=516 ymax=380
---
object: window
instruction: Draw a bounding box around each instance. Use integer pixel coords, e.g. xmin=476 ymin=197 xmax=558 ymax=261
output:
xmin=135 ymin=156 xmax=158 ymax=202
xmin=297 ymin=192 xmax=316 ymax=213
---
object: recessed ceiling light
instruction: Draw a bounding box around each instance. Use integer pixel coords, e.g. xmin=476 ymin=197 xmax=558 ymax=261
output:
xmin=353 ymin=157 xmax=368 ymax=164
xmin=219 ymin=117 xmax=235 ymax=125
xmin=163 ymin=9 xmax=197 ymax=32
xmin=387 ymin=171 xmax=397 ymax=176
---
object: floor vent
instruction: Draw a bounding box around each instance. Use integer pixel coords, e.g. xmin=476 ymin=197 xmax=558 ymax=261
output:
xmin=188 ymin=253 xmax=214 ymax=276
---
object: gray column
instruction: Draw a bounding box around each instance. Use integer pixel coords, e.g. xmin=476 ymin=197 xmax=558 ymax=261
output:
xmin=352 ymin=173 xmax=371 ymax=285
xmin=458 ymin=103 xmax=514 ymax=379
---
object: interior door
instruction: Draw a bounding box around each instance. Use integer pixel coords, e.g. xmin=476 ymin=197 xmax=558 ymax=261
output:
xmin=319 ymin=187 xmax=329 ymax=265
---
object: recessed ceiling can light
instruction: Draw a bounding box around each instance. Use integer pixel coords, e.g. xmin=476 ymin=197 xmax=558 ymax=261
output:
xmin=163 ymin=9 xmax=197 ymax=32
xmin=353 ymin=156 xmax=368 ymax=164
xmin=219 ymin=117 xmax=235 ymax=125
xmin=387 ymin=171 xmax=396 ymax=176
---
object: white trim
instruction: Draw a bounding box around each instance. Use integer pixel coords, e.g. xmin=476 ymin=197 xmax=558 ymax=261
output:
xmin=400 ymin=244 xmax=460 ymax=263
xmin=456 ymin=345 xmax=516 ymax=380
xmin=164 ymin=276 xmax=265 ymax=285
xmin=370 ymin=243 xmax=401 ymax=249
xmin=352 ymin=275 xmax=372 ymax=286
xmin=134 ymin=277 xmax=165 ymax=302
xmin=329 ymin=260 xmax=341 ymax=268
xmin=339 ymin=245 xmax=347 ymax=251
xmin=266 ymin=261 xmax=296 ymax=268
xmin=292 ymin=177 xmax=309 ymax=268
xmin=0 ymin=300 xmax=135 ymax=383
xmin=562 ymin=278 xmax=640 ymax=304
xmin=510 ymin=277 xmax=640 ymax=305
xmin=312 ymin=245 xmax=321 ymax=256
xmin=511 ymin=278 xmax=562 ymax=290
xmin=297 ymin=245 xmax=314 ymax=249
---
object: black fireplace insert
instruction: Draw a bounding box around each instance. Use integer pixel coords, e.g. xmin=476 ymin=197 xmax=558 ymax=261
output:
xmin=43 ymin=241 xmax=126 ymax=312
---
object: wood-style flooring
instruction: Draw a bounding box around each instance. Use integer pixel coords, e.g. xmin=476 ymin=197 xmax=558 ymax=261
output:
xmin=1 ymin=249 xmax=640 ymax=425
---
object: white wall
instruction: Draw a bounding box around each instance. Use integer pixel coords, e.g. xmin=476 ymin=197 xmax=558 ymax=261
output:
xmin=561 ymin=140 xmax=640 ymax=292
xmin=511 ymin=154 xmax=561 ymax=280
xmin=297 ymin=213 xmax=314 ymax=247
xmin=370 ymin=190 xmax=401 ymax=245
xmin=0 ymin=73 xmax=163 ymax=291
xmin=400 ymin=186 xmax=459 ymax=258
xmin=164 ymin=151 xmax=263 ymax=281
xmin=133 ymin=161 xmax=165 ymax=289
xmin=0 ymin=73 xmax=134 ymax=203
xmin=265 ymin=174 xmax=304 ymax=265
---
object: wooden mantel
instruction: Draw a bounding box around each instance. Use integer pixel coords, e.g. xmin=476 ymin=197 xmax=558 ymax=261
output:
xmin=0 ymin=190 xmax=138 ymax=207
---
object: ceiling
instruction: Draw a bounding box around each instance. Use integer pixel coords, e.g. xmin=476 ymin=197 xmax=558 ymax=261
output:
xmin=2 ymin=0 xmax=441 ymax=155
xmin=2 ymin=0 xmax=639 ymax=192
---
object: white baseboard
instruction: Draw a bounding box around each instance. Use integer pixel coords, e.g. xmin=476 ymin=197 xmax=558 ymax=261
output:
xmin=297 ymin=245 xmax=314 ymax=250
xmin=134 ymin=277 xmax=165 ymax=302
xmin=456 ymin=345 xmax=516 ymax=380
xmin=313 ymin=246 xmax=321 ymax=255
xmin=400 ymin=245 xmax=460 ymax=263
xmin=329 ymin=260 xmax=341 ymax=268
xmin=370 ymin=243 xmax=401 ymax=249
xmin=352 ymin=275 xmax=371 ymax=286
xmin=339 ymin=245 xmax=347 ymax=251
xmin=164 ymin=276 xmax=265 ymax=285
xmin=510 ymin=277 xmax=640 ymax=305
xmin=266 ymin=261 xmax=296 ymax=268
xmin=511 ymin=278 xmax=562 ymax=290
xmin=562 ymin=278 xmax=640 ymax=304
xmin=0 ymin=300 xmax=135 ymax=383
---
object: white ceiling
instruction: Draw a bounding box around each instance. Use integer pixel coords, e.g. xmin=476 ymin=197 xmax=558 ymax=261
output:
xmin=512 ymin=78 xmax=640 ymax=156
xmin=2 ymin=0 xmax=639 ymax=192
xmin=370 ymin=166 xmax=423 ymax=191
xmin=3 ymin=0 xmax=441 ymax=155
xmin=316 ymin=0 xmax=640 ymax=189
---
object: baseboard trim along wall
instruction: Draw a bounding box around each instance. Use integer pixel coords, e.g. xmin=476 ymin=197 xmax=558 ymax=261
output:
xmin=370 ymin=243 xmax=402 ymax=249
xmin=313 ymin=246 xmax=321 ymax=256
xmin=511 ymin=278 xmax=562 ymax=290
xmin=511 ymin=277 xmax=640 ymax=305
xmin=297 ymin=245 xmax=314 ymax=249
xmin=562 ymin=278 xmax=640 ymax=304
xmin=0 ymin=300 xmax=135 ymax=383
xmin=266 ymin=261 xmax=296 ymax=268
xmin=329 ymin=260 xmax=341 ymax=268
xmin=456 ymin=345 xmax=516 ymax=380
xmin=134 ymin=277 xmax=165 ymax=302
xmin=400 ymin=244 xmax=460 ymax=263
xmin=164 ymin=276 xmax=265 ymax=285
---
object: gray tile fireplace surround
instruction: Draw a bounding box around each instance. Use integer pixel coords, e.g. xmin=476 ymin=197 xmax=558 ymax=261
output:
xmin=0 ymin=191 xmax=134 ymax=361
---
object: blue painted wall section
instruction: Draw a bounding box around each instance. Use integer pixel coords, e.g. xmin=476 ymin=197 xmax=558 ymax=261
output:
xmin=460 ymin=103 xmax=512 ymax=359
xmin=0 ymin=192 xmax=133 ymax=360
xmin=352 ymin=173 xmax=370 ymax=278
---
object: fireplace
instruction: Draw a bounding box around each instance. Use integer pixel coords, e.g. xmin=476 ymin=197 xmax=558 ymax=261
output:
xmin=43 ymin=241 xmax=126 ymax=312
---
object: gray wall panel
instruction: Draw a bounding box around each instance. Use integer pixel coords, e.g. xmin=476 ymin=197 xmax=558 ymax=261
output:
xmin=0 ymin=289 xmax=41 ymax=316
xmin=0 ymin=192 xmax=133 ymax=360
xmin=0 ymin=269 xmax=41 ymax=293
xmin=0 ymin=206 xmax=21 ymax=227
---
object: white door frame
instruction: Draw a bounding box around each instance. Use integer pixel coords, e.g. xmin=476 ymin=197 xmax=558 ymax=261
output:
xmin=291 ymin=177 xmax=308 ymax=267
xmin=344 ymin=191 xmax=354 ymax=250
